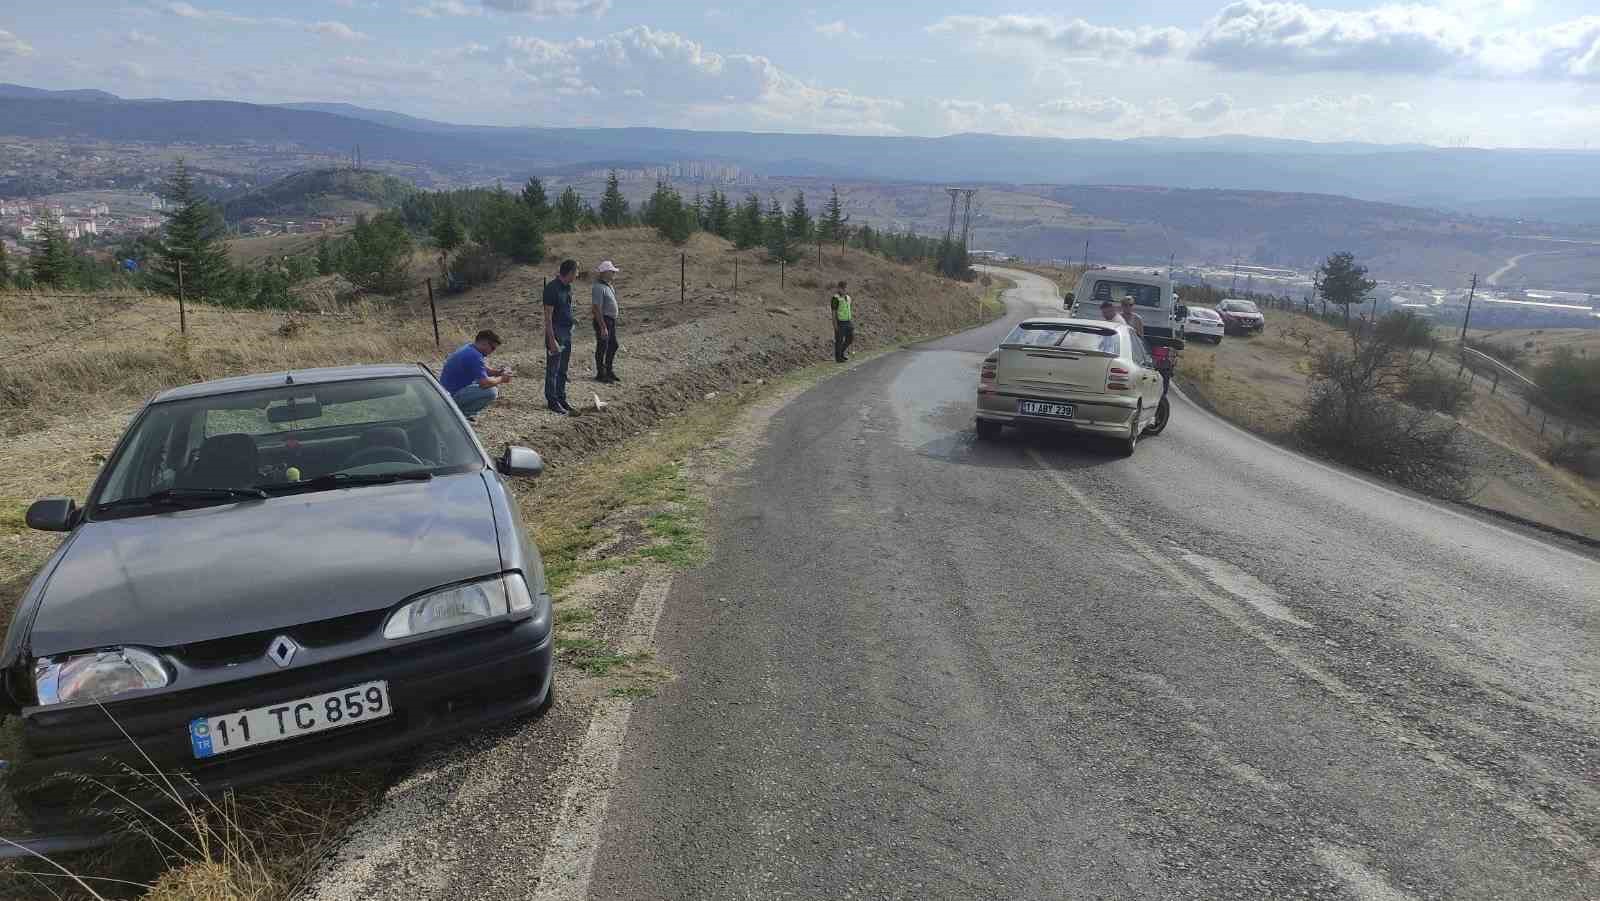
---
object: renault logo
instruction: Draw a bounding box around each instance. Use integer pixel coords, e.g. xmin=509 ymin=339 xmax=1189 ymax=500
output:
xmin=267 ymin=635 xmax=299 ymax=668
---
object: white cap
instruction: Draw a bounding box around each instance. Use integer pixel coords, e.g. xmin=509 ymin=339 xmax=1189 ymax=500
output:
xmin=595 ymin=260 xmax=620 ymax=274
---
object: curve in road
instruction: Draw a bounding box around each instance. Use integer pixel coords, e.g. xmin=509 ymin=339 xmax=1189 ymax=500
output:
xmin=583 ymin=268 xmax=1598 ymax=899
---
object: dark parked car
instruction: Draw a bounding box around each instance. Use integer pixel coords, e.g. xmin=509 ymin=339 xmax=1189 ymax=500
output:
xmin=3 ymin=365 xmax=554 ymax=823
xmin=1216 ymin=299 xmax=1265 ymax=335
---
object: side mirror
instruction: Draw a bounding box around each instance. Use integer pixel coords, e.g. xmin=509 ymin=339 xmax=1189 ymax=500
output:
xmin=1175 ymin=304 xmax=1189 ymax=319
xmin=1063 ymin=291 xmax=1075 ymax=306
xmin=26 ymin=497 xmax=78 ymax=533
xmin=498 ymin=446 xmax=545 ymax=479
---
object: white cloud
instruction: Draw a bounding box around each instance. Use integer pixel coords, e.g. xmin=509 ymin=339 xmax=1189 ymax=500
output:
xmin=1192 ymin=2 xmax=1600 ymax=81
xmin=501 ymin=26 xmax=902 ymax=133
xmin=309 ymin=21 xmax=370 ymax=41
xmin=1187 ymin=93 xmax=1234 ymax=121
xmin=122 ymin=29 xmax=161 ymax=47
xmin=815 ymin=20 xmax=861 ymax=40
xmin=928 ymin=14 xmax=1187 ymax=59
xmin=480 ymin=0 xmax=610 ymax=15
xmin=1039 ymin=95 xmax=1138 ymax=121
xmin=0 ymin=29 xmax=35 ymax=58
xmin=162 ymin=2 xmax=296 ymax=26
xmin=410 ymin=0 xmax=479 ymax=16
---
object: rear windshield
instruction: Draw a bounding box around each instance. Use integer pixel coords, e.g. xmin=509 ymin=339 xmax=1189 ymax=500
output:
xmin=1002 ymin=324 xmax=1121 ymax=355
xmin=1192 ymin=308 xmax=1222 ymax=321
xmin=1220 ymin=300 xmax=1260 ymax=313
xmin=1091 ymin=280 xmax=1164 ymax=308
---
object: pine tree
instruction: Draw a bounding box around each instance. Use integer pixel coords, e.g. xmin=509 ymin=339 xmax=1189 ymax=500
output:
xmin=786 ymin=190 xmax=813 ymax=241
xmin=600 ymin=169 xmax=630 ymax=227
xmin=765 ymin=197 xmax=794 ymax=263
xmin=579 ymin=202 xmax=601 ymax=230
xmin=706 ymin=189 xmax=733 ymax=239
xmin=735 ymin=192 xmax=764 ymax=250
xmin=691 ymin=192 xmax=705 ymax=230
xmin=0 ymin=240 xmax=10 ymax=288
xmin=316 ymin=236 xmax=335 ymax=275
xmin=820 ymin=186 xmax=847 ymax=242
xmin=521 ymin=177 xmax=551 ymax=224
xmin=432 ymin=204 xmax=465 ymax=276
xmin=556 ymin=187 xmax=582 ymax=233
xmin=29 ymin=218 xmax=77 ymax=289
xmin=151 ymin=159 xmax=233 ymax=301
xmin=1317 ymin=251 xmax=1377 ymax=325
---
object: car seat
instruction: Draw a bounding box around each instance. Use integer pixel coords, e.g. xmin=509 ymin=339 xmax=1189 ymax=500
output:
xmin=180 ymin=434 xmax=260 ymax=490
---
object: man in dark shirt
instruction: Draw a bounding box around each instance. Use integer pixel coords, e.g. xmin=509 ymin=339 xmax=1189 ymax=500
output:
xmin=543 ymin=259 xmax=578 ymax=415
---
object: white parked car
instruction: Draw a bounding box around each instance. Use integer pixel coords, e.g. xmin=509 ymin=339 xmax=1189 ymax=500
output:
xmin=1184 ymin=307 xmax=1225 ymax=343
xmin=974 ymin=318 xmax=1166 ymax=456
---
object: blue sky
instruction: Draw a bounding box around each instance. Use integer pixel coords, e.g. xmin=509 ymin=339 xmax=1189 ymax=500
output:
xmin=2 ymin=1 xmax=1597 ymax=146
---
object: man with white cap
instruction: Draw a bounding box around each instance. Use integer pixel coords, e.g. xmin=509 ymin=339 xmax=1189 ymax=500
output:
xmin=592 ymin=260 xmax=622 ymax=383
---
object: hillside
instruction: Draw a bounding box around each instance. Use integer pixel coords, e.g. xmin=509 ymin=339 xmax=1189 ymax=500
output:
xmin=5 ymin=87 xmax=1600 ymax=216
xmin=221 ymin=168 xmax=417 ymax=221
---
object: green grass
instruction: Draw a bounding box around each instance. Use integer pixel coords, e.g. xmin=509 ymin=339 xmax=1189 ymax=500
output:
xmin=553 ymin=606 xmax=595 ymax=627
xmin=553 ymin=637 xmax=652 ymax=676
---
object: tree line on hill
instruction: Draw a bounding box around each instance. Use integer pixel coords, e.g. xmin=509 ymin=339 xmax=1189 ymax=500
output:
xmin=0 ymin=163 xmax=974 ymax=302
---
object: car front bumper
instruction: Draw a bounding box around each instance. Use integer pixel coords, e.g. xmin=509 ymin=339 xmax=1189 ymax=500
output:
xmin=976 ymin=390 xmax=1138 ymax=435
xmin=1224 ymin=318 xmax=1264 ymax=333
xmin=13 ymin=617 xmax=554 ymax=824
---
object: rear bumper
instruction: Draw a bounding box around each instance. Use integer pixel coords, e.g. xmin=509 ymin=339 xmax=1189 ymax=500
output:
xmin=976 ymin=390 xmax=1137 ymax=435
xmin=13 ymin=618 xmax=554 ymax=822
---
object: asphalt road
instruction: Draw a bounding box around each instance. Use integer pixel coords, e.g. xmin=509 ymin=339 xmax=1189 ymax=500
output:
xmin=587 ymin=269 xmax=1600 ymax=900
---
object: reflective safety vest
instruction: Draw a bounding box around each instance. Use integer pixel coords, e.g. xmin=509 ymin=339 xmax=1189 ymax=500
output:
xmin=832 ymin=293 xmax=853 ymax=322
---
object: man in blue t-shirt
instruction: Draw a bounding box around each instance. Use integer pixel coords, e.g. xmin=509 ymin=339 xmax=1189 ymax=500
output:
xmin=439 ymin=329 xmax=512 ymax=421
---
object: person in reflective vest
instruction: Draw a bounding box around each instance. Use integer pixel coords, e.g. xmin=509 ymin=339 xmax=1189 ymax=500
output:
xmin=831 ymin=281 xmax=854 ymax=363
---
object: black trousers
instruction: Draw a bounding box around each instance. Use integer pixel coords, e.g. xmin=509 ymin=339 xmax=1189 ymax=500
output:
xmin=594 ymin=315 xmax=618 ymax=376
xmin=834 ymin=321 xmax=854 ymax=362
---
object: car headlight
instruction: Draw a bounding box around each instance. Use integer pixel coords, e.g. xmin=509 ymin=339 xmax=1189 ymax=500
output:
xmin=34 ymin=648 xmax=170 ymax=706
xmin=384 ymin=573 xmax=541 ymax=640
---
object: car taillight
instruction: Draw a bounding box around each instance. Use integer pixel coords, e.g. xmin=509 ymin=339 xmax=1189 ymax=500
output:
xmin=979 ymin=357 xmax=998 ymax=393
xmin=1107 ymin=366 xmax=1132 ymax=391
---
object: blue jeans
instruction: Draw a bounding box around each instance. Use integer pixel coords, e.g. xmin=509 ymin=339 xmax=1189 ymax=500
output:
xmin=545 ymin=332 xmax=572 ymax=407
xmin=452 ymin=384 xmax=498 ymax=418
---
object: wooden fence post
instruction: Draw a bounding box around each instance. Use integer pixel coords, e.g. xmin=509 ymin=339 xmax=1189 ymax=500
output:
xmin=781 ymin=259 xmax=786 ymax=289
xmin=177 ymin=260 xmax=187 ymax=335
xmin=733 ymin=256 xmax=738 ymax=296
xmin=426 ymin=277 xmax=440 ymax=349
xmin=1491 ymin=371 xmax=1499 ymax=395
xmin=680 ymin=252 xmax=686 ymax=304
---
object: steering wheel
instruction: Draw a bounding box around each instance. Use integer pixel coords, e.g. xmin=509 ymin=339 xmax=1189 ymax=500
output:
xmin=339 ymin=446 xmax=425 ymax=469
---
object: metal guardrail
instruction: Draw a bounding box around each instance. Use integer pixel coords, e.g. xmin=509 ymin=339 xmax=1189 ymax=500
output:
xmin=1457 ymin=346 xmax=1539 ymax=391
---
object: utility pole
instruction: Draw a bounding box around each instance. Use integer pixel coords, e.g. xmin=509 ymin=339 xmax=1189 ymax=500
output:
xmin=177 ymin=260 xmax=186 ymax=335
xmin=1458 ymin=273 xmax=1479 ymax=344
xmin=1081 ymin=238 xmax=1090 ymax=272
xmin=942 ymin=188 xmax=961 ymax=245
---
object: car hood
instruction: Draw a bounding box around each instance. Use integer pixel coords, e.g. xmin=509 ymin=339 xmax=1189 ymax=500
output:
xmin=29 ymin=473 xmax=503 ymax=656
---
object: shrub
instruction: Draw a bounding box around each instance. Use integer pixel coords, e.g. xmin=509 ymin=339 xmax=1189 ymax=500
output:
xmin=1296 ymin=336 xmax=1471 ymax=498
xmin=1401 ymin=367 xmax=1472 ymax=416
xmin=1375 ymin=311 xmax=1436 ymax=350
xmin=1534 ymin=346 xmax=1600 ymax=420
xmin=447 ymin=243 xmax=511 ymax=292
xmin=1542 ymin=434 xmax=1599 ymax=477
xmin=475 ymin=193 xmax=544 ymax=264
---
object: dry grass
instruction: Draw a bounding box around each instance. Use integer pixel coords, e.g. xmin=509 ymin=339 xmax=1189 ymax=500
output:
xmin=1178 ymin=311 xmax=1600 ymax=535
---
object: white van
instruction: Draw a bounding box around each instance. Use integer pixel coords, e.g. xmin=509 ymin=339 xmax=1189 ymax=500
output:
xmin=1066 ymin=267 xmax=1187 ymax=345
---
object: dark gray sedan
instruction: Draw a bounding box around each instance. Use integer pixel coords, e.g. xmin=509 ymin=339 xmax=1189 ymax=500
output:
xmin=3 ymin=364 xmax=553 ymax=823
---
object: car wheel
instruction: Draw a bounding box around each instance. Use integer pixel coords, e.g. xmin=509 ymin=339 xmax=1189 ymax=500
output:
xmin=535 ymin=672 xmax=557 ymax=717
xmin=975 ymin=418 xmax=1003 ymax=440
xmin=1119 ymin=403 xmax=1141 ymax=457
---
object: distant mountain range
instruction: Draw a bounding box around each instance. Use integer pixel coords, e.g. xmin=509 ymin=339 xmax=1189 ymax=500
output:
xmin=3 ymin=83 xmax=1599 ymax=225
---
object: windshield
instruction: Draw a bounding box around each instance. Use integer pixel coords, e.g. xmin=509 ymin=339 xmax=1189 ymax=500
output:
xmin=1221 ymin=300 xmax=1261 ymax=313
xmin=1090 ymin=280 xmax=1164 ymax=308
xmin=1003 ymin=323 xmax=1121 ymax=355
xmin=94 ymin=376 xmax=482 ymax=514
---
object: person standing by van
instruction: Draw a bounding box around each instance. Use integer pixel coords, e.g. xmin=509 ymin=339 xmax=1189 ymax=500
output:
xmin=1120 ymin=296 xmax=1145 ymax=337
xmin=592 ymin=260 xmax=621 ymax=383
xmin=830 ymin=281 xmax=854 ymax=362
